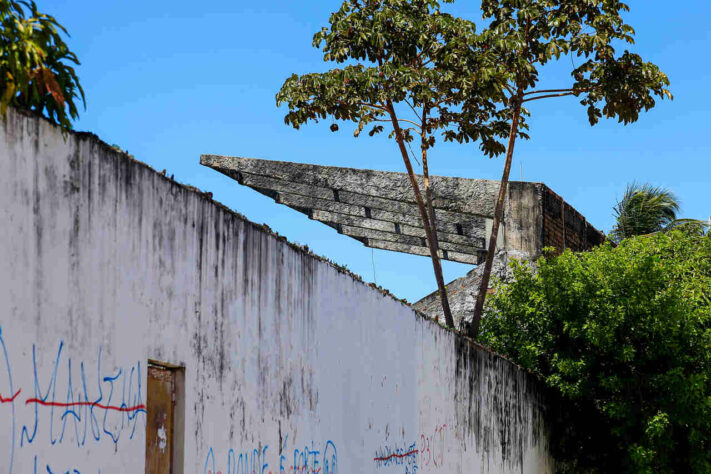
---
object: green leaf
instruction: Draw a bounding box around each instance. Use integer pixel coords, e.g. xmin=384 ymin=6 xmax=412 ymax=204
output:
xmin=0 ymin=0 xmax=84 ymax=129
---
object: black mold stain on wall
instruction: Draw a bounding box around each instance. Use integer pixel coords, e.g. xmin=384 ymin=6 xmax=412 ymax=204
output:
xmin=454 ymin=336 xmax=550 ymax=470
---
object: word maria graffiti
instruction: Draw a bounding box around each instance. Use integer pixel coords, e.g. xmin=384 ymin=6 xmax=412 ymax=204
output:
xmin=0 ymin=324 xmax=146 ymax=473
xmin=373 ymin=424 xmax=447 ymax=473
xmin=205 ymin=438 xmax=338 ymax=474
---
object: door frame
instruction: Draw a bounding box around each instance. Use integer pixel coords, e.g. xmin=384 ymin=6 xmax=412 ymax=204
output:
xmin=147 ymin=359 xmax=186 ymax=474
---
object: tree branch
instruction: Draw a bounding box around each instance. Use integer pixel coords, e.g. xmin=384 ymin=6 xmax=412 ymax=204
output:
xmin=406 ymin=139 xmax=422 ymax=166
xmin=524 ymin=88 xmax=575 ymax=95
xmin=396 ymin=118 xmax=423 ymax=128
xmin=370 ymin=118 xmax=422 ymax=131
xmin=522 ymin=91 xmax=579 ymax=102
xmin=432 ymin=95 xmax=455 ymax=107
xmin=524 ymin=87 xmax=593 ymax=96
xmin=503 ymin=82 xmax=516 ymax=96
xmin=358 ymin=101 xmax=389 ymax=112
xmin=421 ymin=57 xmax=435 ymax=68
xmin=404 ymin=98 xmax=423 ymax=122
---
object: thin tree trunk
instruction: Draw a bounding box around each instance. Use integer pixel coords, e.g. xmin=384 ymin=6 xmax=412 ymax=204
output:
xmin=385 ymin=101 xmax=455 ymax=328
xmin=420 ymin=110 xmax=449 ymax=323
xmin=468 ymin=94 xmax=523 ymax=339
xmin=421 ymin=107 xmax=439 ymax=245
xmin=422 ymin=171 xmax=451 ymax=324
xmin=422 ymin=135 xmax=439 ymax=251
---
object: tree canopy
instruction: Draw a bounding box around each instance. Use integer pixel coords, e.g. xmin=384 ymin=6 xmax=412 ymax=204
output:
xmin=479 ymin=0 xmax=672 ymax=124
xmin=467 ymin=0 xmax=673 ymax=338
xmin=480 ymin=229 xmax=711 ymax=472
xmin=276 ymin=0 xmax=516 ymax=328
xmin=277 ymin=0 xmax=514 ymax=156
xmin=0 ymin=0 xmax=84 ymax=129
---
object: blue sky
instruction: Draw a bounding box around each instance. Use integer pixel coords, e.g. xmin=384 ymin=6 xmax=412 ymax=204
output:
xmin=46 ymin=0 xmax=710 ymax=303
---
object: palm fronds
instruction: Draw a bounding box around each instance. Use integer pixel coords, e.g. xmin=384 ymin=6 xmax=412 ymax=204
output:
xmin=611 ymin=183 xmax=680 ymax=242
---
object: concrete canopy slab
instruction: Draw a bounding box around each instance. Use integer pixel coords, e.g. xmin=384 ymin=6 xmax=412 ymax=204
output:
xmin=200 ymin=155 xmax=511 ymax=264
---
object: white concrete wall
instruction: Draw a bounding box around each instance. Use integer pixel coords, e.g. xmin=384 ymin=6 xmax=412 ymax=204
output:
xmin=0 ymin=108 xmax=554 ymax=473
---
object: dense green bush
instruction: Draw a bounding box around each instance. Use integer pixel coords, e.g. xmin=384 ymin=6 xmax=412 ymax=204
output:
xmin=0 ymin=0 xmax=84 ymax=129
xmin=480 ymin=229 xmax=710 ymax=472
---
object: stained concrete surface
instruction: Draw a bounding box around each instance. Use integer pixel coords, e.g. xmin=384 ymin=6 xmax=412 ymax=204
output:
xmin=1 ymin=108 xmax=554 ymax=472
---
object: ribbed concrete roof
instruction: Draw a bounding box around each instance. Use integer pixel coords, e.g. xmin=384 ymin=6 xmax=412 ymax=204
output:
xmin=200 ymin=155 xmax=518 ymax=264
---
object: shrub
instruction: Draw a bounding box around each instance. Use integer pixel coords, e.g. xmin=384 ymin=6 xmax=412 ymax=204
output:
xmin=481 ymin=229 xmax=711 ymax=472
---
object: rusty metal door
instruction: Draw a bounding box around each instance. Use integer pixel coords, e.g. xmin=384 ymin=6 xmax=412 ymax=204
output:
xmin=146 ymin=364 xmax=175 ymax=474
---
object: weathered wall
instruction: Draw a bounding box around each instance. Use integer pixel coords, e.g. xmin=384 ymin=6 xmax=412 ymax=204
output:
xmin=542 ymin=187 xmax=606 ymax=253
xmin=0 ymin=108 xmax=554 ymax=473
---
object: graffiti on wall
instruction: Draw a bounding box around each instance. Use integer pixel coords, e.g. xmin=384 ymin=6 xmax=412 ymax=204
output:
xmin=0 ymin=325 xmax=146 ymax=473
xmin=373 ymin=442 xmax=418 ymax=473
xmin=417 ymin=424 xmax=447 ymax=470
xmin=205 ymin=436 xmax=338 ymax=474
xmin=372 ymin=424 xmax=448 ymax=473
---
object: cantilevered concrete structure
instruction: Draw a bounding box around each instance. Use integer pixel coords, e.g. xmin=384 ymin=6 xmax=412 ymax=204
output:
xmin=201 ymin=155 xmax=606 ymax=326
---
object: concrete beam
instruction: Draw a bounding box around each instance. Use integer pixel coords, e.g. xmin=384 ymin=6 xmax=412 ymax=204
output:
xmin=310 ymin=209 xmax=484 ymax=246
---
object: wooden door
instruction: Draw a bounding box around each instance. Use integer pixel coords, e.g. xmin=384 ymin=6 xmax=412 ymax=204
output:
xmin=146 ymin=364 xmax=175 ymax=474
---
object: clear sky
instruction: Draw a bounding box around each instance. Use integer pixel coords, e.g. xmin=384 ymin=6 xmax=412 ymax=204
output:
xmin=45 ymin=0 xmax=710 ymax=303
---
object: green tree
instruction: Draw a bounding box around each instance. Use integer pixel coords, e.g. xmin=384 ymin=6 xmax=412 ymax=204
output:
xmin=480 ymin=230 xmax=711 ymax=472
xmin=276 ymin=0 xmax=513 ymax=328
xmin=467 ymin=0 xmax=672 ymax=339
xmin=0 ymin=0 xmax=84 ymax=130
xmin=610 ymin=182 xmax=707 ymax=242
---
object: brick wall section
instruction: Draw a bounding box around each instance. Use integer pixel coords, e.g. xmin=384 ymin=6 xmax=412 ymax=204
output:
xmin=542 ymin=186 xmax=606 ymax=254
